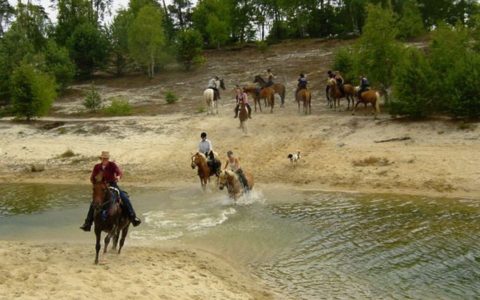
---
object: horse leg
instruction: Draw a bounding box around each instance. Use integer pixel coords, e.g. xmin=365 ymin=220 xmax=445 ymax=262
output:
xmin=352 ymin=100 xmax=362 ymax=115
xmin=104 ymin=233 xmax=111 ymax=254
xmin=112 ymin=231 xmax=119 ymax=251
xmin=94 ymin=228 xmax=101 ymax=264
xmin=118 ymin=225 xmax=129 ymax=255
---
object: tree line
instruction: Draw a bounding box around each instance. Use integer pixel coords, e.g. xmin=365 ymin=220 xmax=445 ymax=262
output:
xmin=0 ymin=0 xmax=478 ymax=119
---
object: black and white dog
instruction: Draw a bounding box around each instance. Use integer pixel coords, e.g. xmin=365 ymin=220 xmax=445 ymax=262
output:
xmin=287 ymin=151 xmax=301 ymax=164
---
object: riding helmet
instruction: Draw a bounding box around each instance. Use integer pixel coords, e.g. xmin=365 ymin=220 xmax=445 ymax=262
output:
xmin=201 ymin=132 xmax=207 ymax=138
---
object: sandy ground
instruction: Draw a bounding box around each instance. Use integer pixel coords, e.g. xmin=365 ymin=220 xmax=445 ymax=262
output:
xmin=0 ymin=241 xmax=272 ymax=300
xmin=0 ymin=39 xmax=479 ymax=299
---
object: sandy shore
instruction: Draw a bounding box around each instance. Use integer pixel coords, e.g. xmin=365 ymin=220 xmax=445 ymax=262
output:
xmin=0 ymin=241 xmax=273 ymax=300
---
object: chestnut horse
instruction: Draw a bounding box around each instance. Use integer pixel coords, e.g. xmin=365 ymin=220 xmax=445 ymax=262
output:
xmin=218 ymin=169 xmax=254 ymax=200
xmin=296 ymin=88 xmax=312 ymax=115
xmin=191 ymin=152 xmax=220 ymax=190
xmin=327 ymin=78 xmax=356 ymax=111
xmin=204 ymin=78 xmax=225 ymax=115
xmin=92 ymin=177 xmax=130 ymax=264
xmin=243 ymin=86 xmax=275 ymax=113
xmin=238 ymin=102 xmax=248 ymax=133
xmin=352 ymin=88 xmax=381 ymax=118
xmin=253 ymin=75 xmax=286 ymax=107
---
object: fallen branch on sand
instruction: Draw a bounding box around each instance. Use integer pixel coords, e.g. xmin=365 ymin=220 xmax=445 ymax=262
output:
xmin=374 ymin=136 xmax=411 ymax=143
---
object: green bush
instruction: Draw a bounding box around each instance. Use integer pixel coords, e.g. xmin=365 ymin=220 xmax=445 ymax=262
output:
xmin=333 ymin=48 xmax=357 ymax=84
xmin=103 ymin=98 xmax=132 ymax=116
xmin=397 ymin=0 xmax=425 ymax=40
xmin=43 ymin=40 xmax=76 ymax=91
xmin=390 ymin=49 xmax=434 ymax=118
xmin=10 ymin=62 xmax=57 ymax=120
xmin=256 ymin=40 xmax=268 ymax=53
xmin=165 ymin=91 xmax=178 ymax=104
xmin=176 ymin=29 xmax=204 ymax=70
xmin=83 ymin=85 xmax=102 ymax=112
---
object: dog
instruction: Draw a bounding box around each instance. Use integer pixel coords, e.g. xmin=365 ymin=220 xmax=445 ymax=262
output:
xmin=287 ymin=151 xmax=301 ymax=164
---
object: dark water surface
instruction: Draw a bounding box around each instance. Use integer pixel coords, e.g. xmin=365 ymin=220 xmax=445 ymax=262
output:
xmin=1 ymin=183 xmax=479 ymax=299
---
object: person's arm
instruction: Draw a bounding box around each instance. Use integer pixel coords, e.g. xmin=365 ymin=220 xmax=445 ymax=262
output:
xmin=112 ymin=162 xmax=123 ymax=181
xmin=235 ymin=158 xmax=241 ymax=169
xmin=224 ymin=160 xmax=229 ymax=170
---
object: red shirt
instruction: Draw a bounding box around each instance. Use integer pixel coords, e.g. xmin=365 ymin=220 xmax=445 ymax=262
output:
xmin=90 ymin=161 xmax=122 ymax=184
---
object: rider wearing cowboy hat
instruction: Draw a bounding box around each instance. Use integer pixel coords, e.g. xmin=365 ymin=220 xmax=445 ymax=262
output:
xmin=80 ymin=151 xmax=141 ymax=231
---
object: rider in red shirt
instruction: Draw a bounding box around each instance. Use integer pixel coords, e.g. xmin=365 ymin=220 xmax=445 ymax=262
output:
xmin=80 ymin=151 xmax=141 ymax=231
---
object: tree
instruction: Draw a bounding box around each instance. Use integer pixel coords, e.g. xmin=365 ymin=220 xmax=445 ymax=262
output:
xmin=355 ymin=4 xmax=403 ymax=102
xmin=176 ymin=29 xmax=204 ymax=70
xmin=0 ymin=0 xmax=15 ymax=36
xmin=55 ymin=0 xmax=95 ymax=46
xmin=42 ymin=40 xmax=76 ymax=91
xmin=10 ymin=62 xmax=57 ymax=120
xmin=128 ymin=5 xmax=166 ymax=78
xmin=67 ymin=22 xmax=109 ymax=78
xmin=108 ymin=9 xmax=133 ymax=76
xmin=206 ymin=15 xmax=229 ymax=48
xmin=397 ymin=0 xmax=424 ymax=40
xmin=168 ymin=0 xmax=193 ymax=30
xmin=192 ymin=0 xmax=231 ymax=47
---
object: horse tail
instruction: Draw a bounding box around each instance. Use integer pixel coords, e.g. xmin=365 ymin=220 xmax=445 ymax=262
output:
xmin=375 ymin=92 xmax=381 ymax=113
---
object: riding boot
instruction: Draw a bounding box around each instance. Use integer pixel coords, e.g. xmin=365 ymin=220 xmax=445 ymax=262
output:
xmin=234 ymin=104 xmax=239 ymax=118
xmin=80 ymin=203 xmax=94 ymax=231
xmin=236 ymin=169 xmax=249 ymax=191
xmin=118 ymin=189 xmax=141 ymax=227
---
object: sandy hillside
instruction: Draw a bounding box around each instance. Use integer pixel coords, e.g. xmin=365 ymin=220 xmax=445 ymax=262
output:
xmin=0 ymin=38 xmax=479 ymax=199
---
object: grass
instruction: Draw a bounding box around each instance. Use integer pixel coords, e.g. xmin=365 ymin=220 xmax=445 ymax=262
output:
xmin=103 ymin=97 xmax=132 ymax=116
xmin=352 ymin=156 xmax=391 ymax=167
xmin=59 ymin=149 xmax=76 ymax=158
xmin=165 ymin=91 xmax=178 ymax=104
xmin=196 ymin=106 xmax=206 ymax=113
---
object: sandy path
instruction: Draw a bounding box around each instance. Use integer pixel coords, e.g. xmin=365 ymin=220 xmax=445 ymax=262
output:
xmin=0 ymin=241 xmax=273 ymax=300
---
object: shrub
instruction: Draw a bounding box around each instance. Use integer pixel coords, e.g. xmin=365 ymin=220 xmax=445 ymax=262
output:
xmin=333 ymin=47 xmax=357 ymax=84
xmin=43 ymin=40 xmax=76 ymax=91
xmin=256 ymin=41 xmax=268 ymax=53
xmin=165 ymin=91 xmax=178 ymax=104
xmin=83 ymin=85 xmax=102 ymax=112
xmin=176 ymin=29 xmax=204 ymax=70
xmin=10 ymin=62 xmax=57 ymax=120
xmin=103 ymin=98 xmax=132 ymax=116
xmin=60 ymin=149 xmax=76 ymax=158
xmin=397 ymin=0 xmax=425 ymax=40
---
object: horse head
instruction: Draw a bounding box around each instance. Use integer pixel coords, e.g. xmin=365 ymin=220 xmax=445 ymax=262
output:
xmin=92 ymin=181 xmax=109 ymax=209
xmin=253 ymin=75 xmax=265 ymax=84
xmin=191 ymin=152 xmax=207 ymax=169
xmin=219 ymin=79 xmax=226 ymax=90
xmin=218 ymin=170 xmax=228 ymax=190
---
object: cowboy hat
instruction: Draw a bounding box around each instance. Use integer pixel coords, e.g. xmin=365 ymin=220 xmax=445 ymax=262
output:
xmin=99 ymin=151 xmax=110 ymax=159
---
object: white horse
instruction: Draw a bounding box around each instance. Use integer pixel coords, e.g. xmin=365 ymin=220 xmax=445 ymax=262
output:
xmin=203 ymin=78 xmax=225 ymax=115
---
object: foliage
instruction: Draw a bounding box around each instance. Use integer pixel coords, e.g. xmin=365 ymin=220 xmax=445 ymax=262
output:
xmin=103 ymin=97 xmax=132 ymax=116
xmin=332 ymin=48 xmax=357 ymax=84
xmin=83 ymin=85 xmax=102 ymax=112
xmin=108 ymin=9 xmax=133 ymax=76
xmin=10 ymin=62 xmax=57 ymax=120
xmin=55 ymin=0 xmax=95 ymax=46
xmin=128 ymin=4 xmax=166 ymax=78
xmin=165 ymin=91 xmax=178 ymax=104
xmin=42 ymin=40 xmax=76 ymax=91
xmin=397 ymin=0 xmax=425 ymax=40
xmin=67 ymin=22 xmax=109 ymax=78
xmin=192 ymin=0 xmax=230 ymax=47
xmin=175 ymin=28 xmax=204 ymax=70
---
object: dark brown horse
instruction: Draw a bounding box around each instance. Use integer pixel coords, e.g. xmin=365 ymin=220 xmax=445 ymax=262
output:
xmin=254 ymin=75 xmax=286 ymax=107
xmin=352 ymin=88 xmax=381 ymax=118
xmin=191 ymin=152 xmax=220 ymax=190
xmin=243 ymin=86 xmax=275 ymax=113
xmin=296 ymin=88 xmax=312 ymax=115
xmin=92 ymin=178 xmax=130 ymax=264
xmin=327 ymin=78 xmax=356 ymax=111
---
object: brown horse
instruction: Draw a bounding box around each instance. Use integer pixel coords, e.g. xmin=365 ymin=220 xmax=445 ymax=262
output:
xmin=254 ymin=75 xmax=286 ymax=107
xmin=243 ymin=86 xmax=275 ymax=113
xmin=191 ymin=152 xmax=220 ymax=190
xmin=218 ymin=169 xmax=254 ymax=200
xmin=296 ymin=88 xmax=312 ymax=114
xmin=238 ymin=102 xmax=248 ymax=133
xmin=327 ymin=78 xmax=356 ymax=111
xmin=92 ymin=178 xmax=130 ymax=264
xmin=352 ymin=88 xmax=381 ymax=118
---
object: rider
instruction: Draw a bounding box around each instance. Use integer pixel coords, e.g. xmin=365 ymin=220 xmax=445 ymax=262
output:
xmin=358 ymin=75 xmax=370 ymax=99
xmin=326 ymin=70 xmax=335 ymax=97
xmin=234 ymin=85 xmax=252 ymax=119
xmin=296 ymin=73 xmax=308 ymax=96
xmin=198 ymin=132 xmax=220 ymax=175
xmin=80 ymin=151 xmax=141 ymax=231
xmin=335 ymin=71 xmax=345 ymax=95
xmin=265 ymin=68 xmax=275 ymax=87
xmin=207 ymin=76 xmax=220 ymax=100
xmin=224 ymin=150 xmax=249 ymax=191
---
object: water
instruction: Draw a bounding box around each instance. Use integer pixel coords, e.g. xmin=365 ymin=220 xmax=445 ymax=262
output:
xmin=1 ymin=183 xmax=480 ymax=299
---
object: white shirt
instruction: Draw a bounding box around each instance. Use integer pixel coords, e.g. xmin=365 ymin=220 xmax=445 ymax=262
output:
xmin=207 ymin=78 xmax=218 ymax=89
xmin=198 ymin=139 xmax=212 ymax=154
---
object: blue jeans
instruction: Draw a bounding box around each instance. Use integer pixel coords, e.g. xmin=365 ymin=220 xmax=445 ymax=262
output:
xmin=109 ymin=182 xmax=136 ymax=218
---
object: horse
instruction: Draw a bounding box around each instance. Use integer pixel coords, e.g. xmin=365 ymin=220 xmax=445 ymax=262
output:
xmin=238 ymin=102 xmax=248 ymax=133
xmin=296 ymin=88 xmax=312 ymax=115
xmin=327 ymin=78 xmax=356 ymax=111
xmin=204 ymin=78 xmax=225 ymax=115
xmin=191 ymin=152 xmax=221 ymax=190
xmin=352 ymin=88 xmax=381 ymax=118
xmin=91 ymin=177 xmax=130 ymax=264
xmin=218 ymin=169 xmax=254 ymax=201
xmin=243 ymin=86 xmax=275 ymax=113
xmin=253 ymin=75 xmax=286 ymax=107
